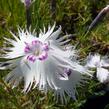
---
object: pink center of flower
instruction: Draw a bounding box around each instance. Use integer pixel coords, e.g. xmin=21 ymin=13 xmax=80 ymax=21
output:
xmin=24 ymin=40 xmax=49 ymax=62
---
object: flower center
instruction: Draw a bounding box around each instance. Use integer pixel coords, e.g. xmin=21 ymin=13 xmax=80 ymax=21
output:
xmin=24 ymin=40 xmax=49 ymax=62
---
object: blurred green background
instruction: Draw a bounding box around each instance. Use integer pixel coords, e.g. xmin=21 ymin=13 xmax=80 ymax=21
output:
xmin=0 ymin=0 xmax=109 ymax=109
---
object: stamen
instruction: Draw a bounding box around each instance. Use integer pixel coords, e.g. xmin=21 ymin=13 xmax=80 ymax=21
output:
xmin=34 ymin=50 xmax=40 ymax=56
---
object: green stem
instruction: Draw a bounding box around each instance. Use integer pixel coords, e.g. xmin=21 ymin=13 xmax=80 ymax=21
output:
xmin=26 ymin=7 xmax=31 ymax=29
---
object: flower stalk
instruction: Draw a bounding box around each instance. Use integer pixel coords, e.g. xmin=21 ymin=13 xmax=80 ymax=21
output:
xmin=88 ymin=5 xmax=109 ymax=32
xmin=50 ymin=0 xmax=56 ymax=20
xmin=26 ymin=7 xmax=31 ymax=29
xmin=20 ymin=0 xmax=35 ymax=29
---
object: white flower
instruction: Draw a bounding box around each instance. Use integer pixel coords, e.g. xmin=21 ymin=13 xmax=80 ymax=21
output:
xmin=0 ymin=24 xmax=89 ymax=103
xmin=86 ymin=53 xmax=109 ymax=83
xmin=54 ymin=66 xmax=89 ymax=103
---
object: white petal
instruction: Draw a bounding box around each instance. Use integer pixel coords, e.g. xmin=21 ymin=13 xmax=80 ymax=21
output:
xmin=100 ymin=56 xmax=109 ymax=67
xmin=20 ymin=0 xmax=25 ymax=3
xmin=5 ymin=66 xmax=23 ymax=88
xmin=10 ymin=31 xmax=20 ymax=42
xmin=47 ymin=26 xmax=62 ymax=40
xmin=20 ymin=57 xmax=35 ymax=92
xmin=54 ymin=70 xmax=87 ymax=103
xmin=3 ymin=29 xmax=39 ymax=59
xmin=39 ymin=23 xmax=56 ymax=41
xmin=0 ymin=58 xmax=21 ymax=70
xmin=41 ymin=56 xmax=61 ymax=90
xmin=50 ymin=49 xmax=90 ymax=76
xmin=97 ymin=68 xmax=109 ymax=83
xmin=86 ymin=54 xmax=101 ymax=68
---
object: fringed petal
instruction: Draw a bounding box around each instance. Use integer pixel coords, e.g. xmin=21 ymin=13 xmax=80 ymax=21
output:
xmin=54 ymin=70 xmax=87 ymax=104
xmin=86 ymin=54 xmax=101 ymax=68
xmin=97 ymin=68 xmax=109 ymax=83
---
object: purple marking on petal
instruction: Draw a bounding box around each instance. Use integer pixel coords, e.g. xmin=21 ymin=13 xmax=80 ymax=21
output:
xmin=43 ymin=44 xmax=49 ymax=51
xmin=31 ymin=40 xmax=43 ymax=47
xmin=24 ymin=42 xmax=32 ymax=53
xmin=27 ymin=55 xmax=30 ymax=60
xmin=27 ymin=55 xmax=36 ymax=62
xmin=24 ymin=48 xmax=28 ymax=53
xmin=44 ymin=53 xmax=48 ymax=59
xmin=24 ymin=46 xmax=30 ymax=53
xmin=31 ymin=55 xmax=36 ymax=62
xmin=42 ymin=52 xmax=48 ymax=58
xmin=64 ymin=68 xmax=72 ymax=76
xmin=38 ymin=52 xmax=48 ymax=61
xmin=38 ymin=57 xmax=43 ymax=61
xmin=32 ymin=40 xmax=37 ymax=45
xmin=29 ymin=55 xmax=34 ymax=61
xmin=42 ymin=55 xmax=47 ymax=60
